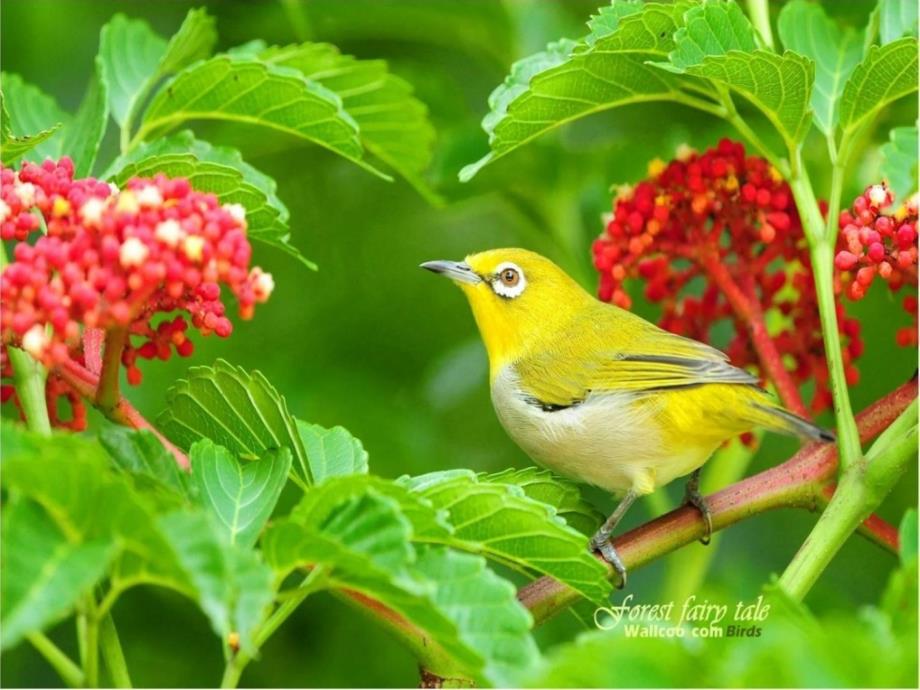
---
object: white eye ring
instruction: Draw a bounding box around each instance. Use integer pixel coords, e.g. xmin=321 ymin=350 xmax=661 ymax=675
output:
xmin=492 ymin=262 xmax=527 ymax=298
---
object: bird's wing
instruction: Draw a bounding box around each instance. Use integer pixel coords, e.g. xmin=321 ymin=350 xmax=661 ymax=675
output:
xmin=514 ymin=308 xmax=758 ymax=406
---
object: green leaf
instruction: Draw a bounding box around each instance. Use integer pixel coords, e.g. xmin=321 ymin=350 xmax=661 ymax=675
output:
xmin=137 ymin=57 xmax=386 ymax=179
xmin=0 ymin=73 xmax=68 ymax=162
xmin=244 ymin=42 xmax=436 ymax=197
xmin=291 ymin=475 xmax=452 ymax=542
xmin=484 ymin=467 xmax=603 ymax=537
xmin=880 ymin=125 xmax=919 ymax=203
xmin=777 ymin=0 xmax=862 ymax=135
xmin=838 ymin=37 xmax=919 ymax=138
xmin=460 ymin=2 xmax=690 ymax=181
xmin=60 ymin=59 xmax=109 ymax=176
xmin=899 ymin=508 xmax=918 ymax=565
xmin=668 ymin=1 xmax=815 ymax=147
xmin=190 ymin=440 xmax=292 ymax=548
xmin=103 ymin=131 xmax=314 ymax=268
xmin=263 ymin=494 xmax=487 ymax=683
xmin=0 ymin=499 xmax=113 ymax=650
xmin=156 ymin=360 xmax=311 ymax=485
xmin=585 ymin=1 xmax=644 ymax=44
xmin=400 ymin=470 xmax=612 ymax=605
xmin=98 ymin=9 xmax=216 ymax=128
xmin=879 ymin=0 xmax=919 ymax=45
xmin=413 ymin=546 xmax=540 ymax=687
xmin=296 ymin=420 xmax=369 ymax=483
xmin=0 ymin=90 xmax=62 ymax=165
xmin=526 ymin=628 xmax=698 ymax=687
xmin=158 ymin=8 xmax=218 ymax=76
xmin=669 ymin=0 xmax=756 ymax=69
xmin=684 ymin=50 xmax=815 ymax=147
xmin=99 ymin=426 xmax=191 ymax=502
xmin=158 ymin=511 xmax=273 ymax=653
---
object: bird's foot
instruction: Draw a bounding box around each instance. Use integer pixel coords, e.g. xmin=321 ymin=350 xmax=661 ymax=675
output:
xmin=590 ymin=533 xmax=627 ymax=588
xmin=683 ymin=484 xmax=713 ymax=545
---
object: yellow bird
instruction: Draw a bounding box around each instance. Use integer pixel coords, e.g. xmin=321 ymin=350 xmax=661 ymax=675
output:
xmin=422 ymin=248 xmax=833 ymax=585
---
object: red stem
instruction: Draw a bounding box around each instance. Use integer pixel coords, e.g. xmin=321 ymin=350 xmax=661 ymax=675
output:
xmin=95 ymin=327 xmax=128 ymax=413
xmin=517 ymin=378 xmax=916 ymax=625
xmin=56 ymin=357 xmax=189 ymax=469
xmin=699 ymin=250 xmax=809 ymax=416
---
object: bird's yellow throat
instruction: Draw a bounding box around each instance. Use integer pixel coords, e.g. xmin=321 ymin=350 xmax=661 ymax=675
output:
xmin=457 ymin=249 xmax=594 ymax=377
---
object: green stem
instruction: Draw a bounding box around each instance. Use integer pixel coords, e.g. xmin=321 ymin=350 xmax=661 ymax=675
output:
xmin=27 ymin=632 xmax=85 ymax=688
xmin=719 ymin=88 xmax=789 ymax=177
xmin=786 ymin=167 xmax=861 ymax=467
xmin=746 ymin=0 xmax=775 ymax=49
xmin=7 ymin=347 xmax=52 ymax=434
xmin=779 ymin=400 xmax=918 ymax=599
xmin=220 ymin=567 xmax=327 ymax=689
xmin=79 ymin=595 xmax=100 ymax=688
xmin=99 ymin=613 xmax=132 ymax=688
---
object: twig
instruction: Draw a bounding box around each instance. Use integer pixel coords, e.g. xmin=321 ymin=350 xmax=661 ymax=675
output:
xmin=55 ymin=357 xmax=189 ymax=469
xmin=95 ymin=328 xmax=128 ymax=413
xmin=517 ymin=379 xmax=916 ymax=625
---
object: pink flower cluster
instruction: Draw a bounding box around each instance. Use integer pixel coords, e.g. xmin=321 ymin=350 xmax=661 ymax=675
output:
xmin=1 ymin=158 xmax=274 ymax=426
xmin=834 ymin=184 xmax=918 ymax=347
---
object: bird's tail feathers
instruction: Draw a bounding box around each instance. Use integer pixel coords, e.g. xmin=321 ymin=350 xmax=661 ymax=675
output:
xmin=750 ymin=402 xmax=835 ymax=443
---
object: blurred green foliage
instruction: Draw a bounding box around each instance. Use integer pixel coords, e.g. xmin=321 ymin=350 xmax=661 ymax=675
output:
xmin=1 ymin=0 xmax=916 ymax=687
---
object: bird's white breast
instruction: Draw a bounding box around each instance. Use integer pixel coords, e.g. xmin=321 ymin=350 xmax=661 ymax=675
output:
xmin=490 ymin=365 xmax=712 ymax=495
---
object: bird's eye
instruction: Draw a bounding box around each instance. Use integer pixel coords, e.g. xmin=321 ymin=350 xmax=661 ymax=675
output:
xmin=491 ymin=262 xmax=526 ymax=298
xmin=500 ymin=268 xmax=519 ymax=286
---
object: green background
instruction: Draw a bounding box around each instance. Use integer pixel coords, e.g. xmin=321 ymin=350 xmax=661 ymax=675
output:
xmin=1 ymin=0 xmax=916 ymax=687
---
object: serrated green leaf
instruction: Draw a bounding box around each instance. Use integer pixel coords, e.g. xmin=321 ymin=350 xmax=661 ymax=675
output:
xmin=190 ymin=440 xmax=292 ymax=548
xmin=0 ymin=499 xmax=113 ymax=650
xmin=159 ymin=8 xmax=218 ymax=76
xmin=137 ymin=57 xmax=386 ymax=179
xmin=838 ymin=37 xmax=919 ymax=138
xmin=880 ymin=0 xmax=919 ymax=45
xmin=103 ymin=131 xmax=314 ymax=268
xmin=0 ymin=73 xmax=68 ymax=162
xmin=460 ymin=2 xmax=691 ymax=181
xmin=685 ymin=50 xmax=815 ymax=147
xmin=243 ymin=42 xmax=436 ymax=198
xmin=158 ymin=511 xmax=273 ymax=653
xmin=484 ymin=467 xmax=603 ymax=537
xmin=296 ymin=420 xmax=369 ymax=483
xmin=100 ymin=426 xmax=191 ymax=502
xmin=400 ymin=470 xmax=612 ymax=605
xmin=291 ymin=475 xmax=452 ymax=542
xmin=669 ymin=0 xmax=756 ymax=69
xmin=585 ymin=1 xmax=644 ymax=45
xmin=156 ymin=360 xmax=311 ymax=485
xmin=778 ymin=0 xmax=862 ymax=134
xmin=1 ymin=90 xmax=62 ymax=165
xmin=61 ymin=58 xmax=109 ymax=177
xmin=881 ymin=125 xmax=919 ymax=203
xmin=262 ymin=494 xmax=487 ymax=684
xmin=667 ymin=1 xmax=814 ymax=147
xmin=413 ymin=546 xmax=541 ymax=687
xmin=98 ymin=9 xmax=216 ymax=128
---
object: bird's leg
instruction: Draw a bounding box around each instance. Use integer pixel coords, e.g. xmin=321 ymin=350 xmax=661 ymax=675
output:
xmin=683 ymin=468 xmax=712 ymax=545
xmin=589 ymin=490 xmax=637 ymax=589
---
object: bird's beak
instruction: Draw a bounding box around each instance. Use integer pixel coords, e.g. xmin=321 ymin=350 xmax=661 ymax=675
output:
xmin=420 ymin=260 xmax=482 ymax=285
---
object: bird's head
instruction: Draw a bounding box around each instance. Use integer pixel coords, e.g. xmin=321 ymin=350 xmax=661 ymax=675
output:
xmin=421 ymin=248 xmax=592 ymax=373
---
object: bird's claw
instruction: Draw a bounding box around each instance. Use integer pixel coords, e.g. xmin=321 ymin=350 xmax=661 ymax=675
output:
xmin=590 ymin=534 xmax=628 ymax=588
xmin=683 ymin=486 xmax=713 ymax=545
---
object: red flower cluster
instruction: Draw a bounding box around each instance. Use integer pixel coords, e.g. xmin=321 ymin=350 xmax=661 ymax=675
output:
xmin=1 ymin=158 xmax=274 ymax=428
xmin=835 ymin=184 xmax=918 ymax=347
xmin=592 ymin=139 xmax=859 ymax=415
